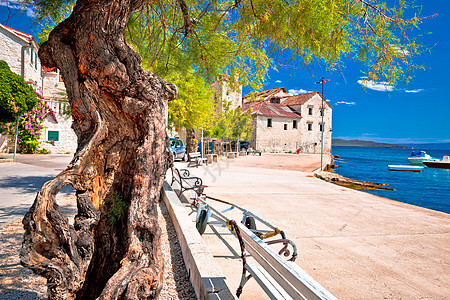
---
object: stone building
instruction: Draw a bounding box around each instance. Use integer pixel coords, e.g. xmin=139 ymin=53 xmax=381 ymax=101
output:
xmin=0 ymin=23 xmax=42 ymax=93
xmin=242 ymin=88 xmax=332 ymax=154
xmin=210 ymin=75 xmax=243 ymax=109
xmin=0 ymin=24 xmax=77 ymax=154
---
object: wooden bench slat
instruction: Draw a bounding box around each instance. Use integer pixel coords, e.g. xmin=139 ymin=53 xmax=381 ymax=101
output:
xmin=236 ymin=222 xmax=338 ymax=300
xmin=245 ymin=240 xmax=306 ymax=299
xmin=246 ymin=263 xmax=293 ymax=300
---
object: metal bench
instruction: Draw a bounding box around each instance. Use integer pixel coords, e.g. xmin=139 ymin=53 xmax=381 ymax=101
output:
xmin=247 ymin=149 xmax=262 ymax=156
xmin=193 ymin=195 xmax=337 ymax=300
xmin=170 ymin=168 xmax=203 ymax=197
xmin=236 ymin=222 xmax=337 ymax=300
xmin=187 ymin=152 xmax=207 ymax=167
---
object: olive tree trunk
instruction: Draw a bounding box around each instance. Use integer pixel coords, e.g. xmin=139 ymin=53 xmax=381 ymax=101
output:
xmin=20 ymin=0 xmax=176 ymax=299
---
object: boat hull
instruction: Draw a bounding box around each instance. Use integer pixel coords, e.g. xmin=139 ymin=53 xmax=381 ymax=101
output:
xmin=408 ymin=157 xmax=435 ymax=165
xmin=388 ymin=165 xmax=424 ymax=172
xmin=423 ymin=161 xmax=450 ymax=169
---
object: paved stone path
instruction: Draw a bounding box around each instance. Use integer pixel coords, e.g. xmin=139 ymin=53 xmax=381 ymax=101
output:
xmin=178 ymin=153 xmax=450 ymax=300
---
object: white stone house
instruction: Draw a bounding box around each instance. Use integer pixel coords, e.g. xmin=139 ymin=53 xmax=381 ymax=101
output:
xmin=242 ymin=87 xmax=332 ymax=154
xmin=0 ymin=23 xmax=76 ymax=153
xmin=0 ymin=23 xmax=43 ymax=93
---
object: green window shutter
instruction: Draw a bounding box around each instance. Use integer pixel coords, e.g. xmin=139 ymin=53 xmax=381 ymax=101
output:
xmin=48 ymin=131 xmax=59 ymax=141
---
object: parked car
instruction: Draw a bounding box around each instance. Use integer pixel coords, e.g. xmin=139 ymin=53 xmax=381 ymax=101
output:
xmin=226 ymin=140 xmax=250 ymax=152
xmin=198 ymin=141 xmax=219 ymax=154
xmin=170 ymin=138 xmax=186 ymax=161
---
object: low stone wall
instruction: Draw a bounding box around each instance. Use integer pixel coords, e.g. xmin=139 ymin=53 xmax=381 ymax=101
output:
xmin=162 ymin=182 xmax=235 ymax=300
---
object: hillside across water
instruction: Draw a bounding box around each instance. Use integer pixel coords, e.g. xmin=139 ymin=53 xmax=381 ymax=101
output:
xmin=332 ymin=139 xmax=411 ymax=149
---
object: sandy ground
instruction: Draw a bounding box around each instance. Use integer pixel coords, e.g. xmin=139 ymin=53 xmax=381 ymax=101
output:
xmin=0 ymin=194 xmax=196 ymax=300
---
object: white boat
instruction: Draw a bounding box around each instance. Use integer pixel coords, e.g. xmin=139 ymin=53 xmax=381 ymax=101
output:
xmin=388 ymin=165 xmax=425 ymax=172
xmin=407 ymin=151 xmax=437 ymax=165
xmin=423 ymin=156 xmax=450 ymax=169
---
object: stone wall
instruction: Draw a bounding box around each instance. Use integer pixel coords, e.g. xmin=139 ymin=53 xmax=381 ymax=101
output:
xmin=0 ymin=30 xmax=22 ymax=75
xmin=0 ymin=28 xmax=42 ymax=93
xmin=295 ymin=93 xmax=332 ymax=154
xmin=252 ymin=115 xmax=302 ymax=153
xmin=41 ymin=114 xmax=77 ymax=154
xmin=43 ymin=70 xmax=66 ymax=100
xmin=250 ymin=93 xmax=332 ymax=154
xmin=211 ymin=80 xmax=242 ymax=109
xmin=1 ymin=26 xmax=76 ymax=154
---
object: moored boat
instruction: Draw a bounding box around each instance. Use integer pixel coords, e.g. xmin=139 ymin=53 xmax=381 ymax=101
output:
xmin=408 ymin=151 xmax=437 ymax=165
xmin=423 ymin=156 xmax=450 ymax=169
xmin=388 ymin=165 xmax=425 ymax=172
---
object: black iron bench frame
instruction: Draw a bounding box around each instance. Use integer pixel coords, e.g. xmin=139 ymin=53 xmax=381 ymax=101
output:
xmin=170 ymin=168 xmax=203 ymax=197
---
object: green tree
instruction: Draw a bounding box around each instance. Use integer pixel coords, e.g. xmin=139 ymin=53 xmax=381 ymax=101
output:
xmin=0 ymin=60 xmax=38 ymax=122
xmin=167 ymin=72 xmax=214 ymax=155
xmin=17 ymin=1 xmax=424 ymax=299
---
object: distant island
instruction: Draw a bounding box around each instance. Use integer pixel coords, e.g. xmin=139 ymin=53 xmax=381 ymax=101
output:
xmin=332 ymin=139 xmax=412 ymax=149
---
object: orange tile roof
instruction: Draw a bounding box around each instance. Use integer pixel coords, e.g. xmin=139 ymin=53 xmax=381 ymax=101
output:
xmin=244 ymin=102 xmax=301 ymax=118
xmin=0 ymin=23 xmax=33 ymax=43
xmin=243 ymin=87 xmax=289 ymax=102
xmin=282 ymin=91 xmax=333 ymax=108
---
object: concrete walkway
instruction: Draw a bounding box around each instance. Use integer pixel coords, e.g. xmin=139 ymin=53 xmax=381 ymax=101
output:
xmin=178 ymin=153 xmax=450 ymax=299
xmin=0 ymin=154 xmax=74 ymax=228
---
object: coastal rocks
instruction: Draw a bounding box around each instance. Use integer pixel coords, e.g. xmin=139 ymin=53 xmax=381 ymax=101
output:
xmin=315 ymin=170 xmax=395 ymax=191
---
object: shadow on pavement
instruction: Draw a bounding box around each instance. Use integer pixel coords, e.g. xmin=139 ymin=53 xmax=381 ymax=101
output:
xmin=0 ymin=175 xmax=75 ymax=195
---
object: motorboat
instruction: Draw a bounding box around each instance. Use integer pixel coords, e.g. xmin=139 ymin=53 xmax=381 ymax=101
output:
xmin=388 ymin=165 xmax=424 ymax=172
xmin=423 ymin=156 xmax=450 ymax=169
xmin=407 ymin=151 xmax=437 ymax=165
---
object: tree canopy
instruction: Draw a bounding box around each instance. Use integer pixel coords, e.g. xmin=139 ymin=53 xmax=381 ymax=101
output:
xmin=29 ymin=0 xmax=423 ymax=88
xmin=0 ymin=60 xmax=38 ymax=122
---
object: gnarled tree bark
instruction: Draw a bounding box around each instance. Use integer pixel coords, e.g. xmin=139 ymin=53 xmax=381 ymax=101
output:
xmin=20 ymin=0 xmax=176 ymax=299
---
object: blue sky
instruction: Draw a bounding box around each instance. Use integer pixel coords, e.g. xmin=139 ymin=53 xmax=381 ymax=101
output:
xmin=1 ymin=1 xmax=448 ymax=145
xmin=250 ymin=0 xmax=450 ymax=145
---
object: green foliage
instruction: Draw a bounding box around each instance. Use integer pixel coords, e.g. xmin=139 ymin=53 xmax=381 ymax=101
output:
xmin=167 ymin=72 xmax=214 ymax=131
xmin=24 ymin=0 xmax=75 ymax=44
xmin=1 ymin=92 xmax=55 ymax=154
xmin=0 ymin=61 xmax=38 ymax=122
xmin=208 ymin=100 xmax=253 ymax=140
xmin=31 ymin=0 xmax=424 ymax=87
xmin=103 ymin=192 xmax=129 ymax=225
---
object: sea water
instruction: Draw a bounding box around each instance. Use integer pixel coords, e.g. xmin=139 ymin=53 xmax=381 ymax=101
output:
xmin=332 ymin=147 xmax=450 ymax=214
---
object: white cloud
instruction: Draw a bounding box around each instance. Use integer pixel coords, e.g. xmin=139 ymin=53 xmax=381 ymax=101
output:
xmin=0 ymin=1 xmax=35 ymax=17
xmin=405 ymin=89 xmax=424 ymax=93
xmin=275 ymin=80 xmax=282 ymax=83
xmin=357 ymin=79 xmax=393 ymax=92
xmin=393 ymin=46 xmax=410 ymax=56
xmin=288 ymin=88 xmax=313 ymax=95
xmin=335 ymin=101 xmax=356 ymax=106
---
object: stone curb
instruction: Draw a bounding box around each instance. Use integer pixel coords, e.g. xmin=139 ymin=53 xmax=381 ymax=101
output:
xmin=162 ymin=181 xmax=235 ymax=300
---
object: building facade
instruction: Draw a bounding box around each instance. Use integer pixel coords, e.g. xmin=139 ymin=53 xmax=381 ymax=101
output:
xmin=0 ymin=24 xmax=43 ymax=93
xmin=243 ymin=88 xmax=332 ymax=154
xmin=0 ymin=24 xmax=77 ymax=154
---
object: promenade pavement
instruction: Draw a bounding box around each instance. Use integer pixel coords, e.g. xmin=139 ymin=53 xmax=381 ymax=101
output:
xmin=177 ymin=153 xmax=450 ymax=300
xmin=0 ymin=154 xmax=74 ymax=228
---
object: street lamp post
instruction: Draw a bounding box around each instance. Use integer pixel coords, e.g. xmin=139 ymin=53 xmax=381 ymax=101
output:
xmin=315 ymin=77 xmax=329 ymax=171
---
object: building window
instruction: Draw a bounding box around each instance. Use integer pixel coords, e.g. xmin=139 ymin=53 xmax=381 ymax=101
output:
xmin=319 ymin=123 xmax=324 ymax=132
xmin=284 ymin=124 xmax=287 ymax=130
xmin=48 ymin=131 xmax=59 ymax=142
xmin=308 ymin=107 xmax=313 ymax=115
xmin=267 ymin=118 xmax=272 ymax=128
xmin=307 ymin=123 xmax=313 ymax=131
xmin=320 ymin=109 xmax=324 ymax=117
xmin=293 ymin=120 xmax=297 ymax=129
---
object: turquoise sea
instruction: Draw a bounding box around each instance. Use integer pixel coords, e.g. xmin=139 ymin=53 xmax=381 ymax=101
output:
xmin=332 ymin=147 xmax=450 ymax=214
